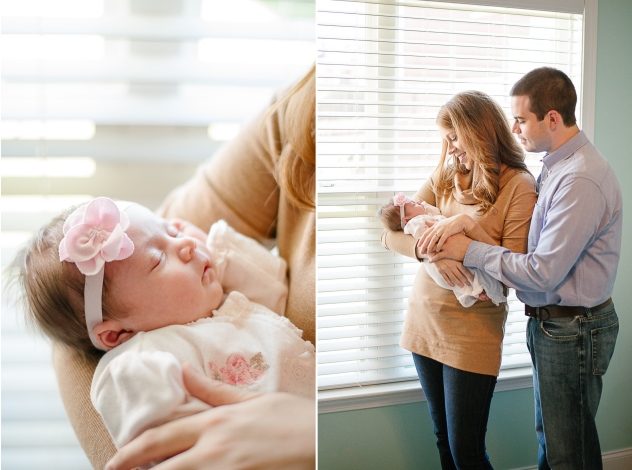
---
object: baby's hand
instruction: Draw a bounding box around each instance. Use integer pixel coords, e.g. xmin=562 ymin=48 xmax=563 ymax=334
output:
xmin=477 ymin=291 xmax=490 ymax=302
xmin=169 ymin=218 xmax=208 ymax=244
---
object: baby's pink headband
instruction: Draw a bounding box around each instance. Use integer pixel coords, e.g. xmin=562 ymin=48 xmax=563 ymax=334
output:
xmin=58 ymin=197 xmax=134 ymax=350
xmin=393 ymin=192 xmax=411 ymax=230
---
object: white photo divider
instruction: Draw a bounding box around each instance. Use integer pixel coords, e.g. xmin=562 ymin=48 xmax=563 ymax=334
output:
xmin=316 ymin=0 xmax=583 ymax=390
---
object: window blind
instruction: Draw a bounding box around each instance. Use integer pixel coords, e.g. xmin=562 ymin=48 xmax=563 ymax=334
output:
xmin=316 ymin=0 xmax=583 ymax=390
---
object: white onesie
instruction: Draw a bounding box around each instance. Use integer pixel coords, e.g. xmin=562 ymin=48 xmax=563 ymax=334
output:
xmin=91 ymin=291 xmax=315 ymax=449
xmin=404 ymin=212 xmax=506 ymax=307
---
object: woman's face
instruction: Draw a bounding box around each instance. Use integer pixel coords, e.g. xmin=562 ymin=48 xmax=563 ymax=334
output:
xmin=438 ymin=125 xmax=473 ymax=170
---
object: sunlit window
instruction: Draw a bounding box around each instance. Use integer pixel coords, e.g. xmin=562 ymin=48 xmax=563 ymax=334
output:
xmin=2 ymin=0 xmax=104 ymax=18
xmin=207 ymin=123 xmax=242 ymax=141
xmin=198 ymin=38 xmax=315 ymax=65
xmin=316 ymin=0 xmax=584 ymax=391
xmin=1 ymin=157 xmax=96 ymax=178
xmin=2 ymin=35 xmax=105 ymax=61
xmin=2 ymin=195 xmax=93 ymax=213
xmin=201 ymin=0 xmax=280 ymax=22
xmin=201 ymin=0 xmax=315 ymax=21
xmin=1 ymin=120 xmax=96 ymax=140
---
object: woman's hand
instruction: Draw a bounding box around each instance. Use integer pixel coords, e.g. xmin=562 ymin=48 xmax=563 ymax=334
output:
xmin=417 ymin=214 xmax=476 ymax=255
xmin=105 ymin=364 xmax=316 ymax=470
xmin=431 ymin=259 xmax=474 ymax=288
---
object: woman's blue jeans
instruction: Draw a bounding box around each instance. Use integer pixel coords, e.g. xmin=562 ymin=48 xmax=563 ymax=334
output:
xmin=526 ymin=302 xmax=619 ymax=470
xmin=412 ymin=353 xmax=496 ymax=470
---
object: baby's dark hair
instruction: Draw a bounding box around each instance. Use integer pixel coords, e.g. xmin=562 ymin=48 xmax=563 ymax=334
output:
xmin=376 ymin=198 xmax=404 ymax=232
xmin=11 ymin=204 xmax=128 ymax=359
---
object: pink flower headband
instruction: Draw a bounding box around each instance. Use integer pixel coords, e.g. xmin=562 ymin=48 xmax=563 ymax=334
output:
xmin=393 ymin=192 xmax=411 ymax=229
xmin=58 ymin=197 xmax=134 ymax=349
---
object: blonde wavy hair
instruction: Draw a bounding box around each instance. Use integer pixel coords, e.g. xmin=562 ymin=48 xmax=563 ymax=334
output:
xmin=261 ymin=65 xmax=315 ymax=212
xmin=433 ymin=90 xmax=527 ymax=212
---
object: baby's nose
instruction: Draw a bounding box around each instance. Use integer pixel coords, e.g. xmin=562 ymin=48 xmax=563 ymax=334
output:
xmin=178 ymin=237 xmax=196 ymax=260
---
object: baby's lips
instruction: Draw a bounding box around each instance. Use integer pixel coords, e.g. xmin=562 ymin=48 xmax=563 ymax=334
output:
xmin=202 ymin=259 xmax=217 ymax=282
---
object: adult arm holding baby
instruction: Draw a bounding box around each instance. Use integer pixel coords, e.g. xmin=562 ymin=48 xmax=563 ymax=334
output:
xmin=107 ymin=365 xmax=314 ymax=470
xmin=380 ymin=178 xmax=501 ymax=290
xmin=49 ymin=66 xmax=316 ymax=469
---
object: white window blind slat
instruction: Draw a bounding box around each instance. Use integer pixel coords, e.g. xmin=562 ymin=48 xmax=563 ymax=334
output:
xmin=317 ymin=0 xmax=583 ymax=391
xmin=318 ymin=0 xmax=584 ymax=16
xmin=319 ymin=265 xmax=420 ymax=280
xmin=318 ymin=301 xmax=410 ymax=318
xmin=319 ymin=277 xmax=416 ymax=292
xmin=320 ymin=311 xmax=406 ymax=328
xmin=320 ymin=354 xmax=413 ymax=376
xmin=319 ymin=335 xmax=407 ymax=353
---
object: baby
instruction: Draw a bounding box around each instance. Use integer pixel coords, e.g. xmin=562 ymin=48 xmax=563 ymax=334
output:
xmin=377 ymin=192 xmax=506 ymax=307
xmin=14 ymin=197 xmax=314 ymax=452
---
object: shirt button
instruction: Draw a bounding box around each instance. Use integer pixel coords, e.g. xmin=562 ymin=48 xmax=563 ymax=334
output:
xmin=293 ymin=367 xmax=305 ymax=378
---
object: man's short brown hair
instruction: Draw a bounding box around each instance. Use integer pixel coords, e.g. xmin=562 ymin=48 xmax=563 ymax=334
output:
xmin=510 ymin=67 xmax=577 ymax=126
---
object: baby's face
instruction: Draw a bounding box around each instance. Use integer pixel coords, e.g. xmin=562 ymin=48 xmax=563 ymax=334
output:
xmin=404 ymin=201 xmax=428 ymax=219
xmin=107 ymin=204 xmax=223 ymax=334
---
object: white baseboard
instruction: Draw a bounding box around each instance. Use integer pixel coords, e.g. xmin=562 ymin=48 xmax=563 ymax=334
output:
xmin=603 ymin=447 xmax=632 ymax=470
xmin=514 ymin=447 xmax=632 ymax=470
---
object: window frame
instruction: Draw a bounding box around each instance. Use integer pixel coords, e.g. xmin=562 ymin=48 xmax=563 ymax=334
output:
xmin=317 ymin=0 xmax=598 ymax=413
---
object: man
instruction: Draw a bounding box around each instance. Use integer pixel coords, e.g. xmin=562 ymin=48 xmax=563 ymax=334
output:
xmin=421 ymin=67 xmax=622 ymax=470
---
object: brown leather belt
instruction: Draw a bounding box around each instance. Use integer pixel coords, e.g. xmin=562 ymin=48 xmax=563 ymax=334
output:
xmin=525 ymin=298 xmax=612 ymax=321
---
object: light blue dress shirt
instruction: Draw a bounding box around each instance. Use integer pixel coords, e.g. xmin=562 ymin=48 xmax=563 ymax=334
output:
xmin=464 ymin=131 xmax=622 ymax=308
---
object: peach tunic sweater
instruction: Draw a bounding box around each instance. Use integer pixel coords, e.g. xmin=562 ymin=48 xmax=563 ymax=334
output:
xmin=52 ymin=85 xmax=315 ymax=469
xmin=382 ymin=165 xmax=536 ymax=376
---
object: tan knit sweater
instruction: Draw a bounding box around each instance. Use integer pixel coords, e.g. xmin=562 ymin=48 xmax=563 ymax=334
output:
xmin=382 ymin=165 xmax=536 ymax=376
xmin=52 ymin=94 xmax=315 ymax=469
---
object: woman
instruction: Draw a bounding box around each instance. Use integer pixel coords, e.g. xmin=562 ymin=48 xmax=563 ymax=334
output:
xmin=52 ymin=66 xmax=316 ymax=470
xmin=381 ymin=91 xmax=536 ymax=468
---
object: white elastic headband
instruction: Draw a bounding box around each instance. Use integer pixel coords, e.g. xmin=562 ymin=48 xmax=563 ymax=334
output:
xmin=84 ymin=269 xmax=105 ymax=349
xmin=58 ymin=197 xmax=135 ymax=350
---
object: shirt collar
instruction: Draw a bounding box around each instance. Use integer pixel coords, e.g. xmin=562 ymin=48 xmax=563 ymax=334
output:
xmin=541 ymin=130 xmax=589 ymax=172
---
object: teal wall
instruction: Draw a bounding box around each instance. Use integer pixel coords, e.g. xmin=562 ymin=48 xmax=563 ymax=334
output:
xmin=318 ymin=1 xmax=632 ymax=468
xmin=592 ymin=0 xmax=632 ymax=453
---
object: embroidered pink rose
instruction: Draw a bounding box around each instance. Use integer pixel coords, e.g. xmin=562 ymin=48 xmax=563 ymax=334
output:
xmin=208 ymin=353 xmax=270 ymax=386
xmin=393 ymin=192 xmax=408 ymax=207
xmin=59 ymin=197 xmax=134 ymax=275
